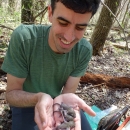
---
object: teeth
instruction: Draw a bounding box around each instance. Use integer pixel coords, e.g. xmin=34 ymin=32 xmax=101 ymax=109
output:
xmin=61 ymin=39 xmax=71 ymax=45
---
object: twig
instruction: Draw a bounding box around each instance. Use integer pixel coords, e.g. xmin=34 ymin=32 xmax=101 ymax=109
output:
xmin=76 ymin=83 xmax=106 ymax=94
xmin=87 ymin=83 xmax=106 ymax=89
xmin=33 ymin=6 xmax=48 ymax=20
xmin=40 ymin=7 xmax=48 ymax=24
xmin=101 ymin=0 xmax=129 ymax=53
xmin=0 ymin=24 xmax=14 ymax=31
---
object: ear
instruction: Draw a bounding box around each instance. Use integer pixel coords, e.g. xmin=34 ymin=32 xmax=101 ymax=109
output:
xmin=48 ymin=5 xmax=52 ymax=23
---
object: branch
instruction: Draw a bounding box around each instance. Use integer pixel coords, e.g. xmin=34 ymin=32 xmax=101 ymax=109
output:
xmin=0 ymin=24 xmax=14 ymax=31
xmin=101 ymin=0 xmax=129 ymax=53
xmin=40 ymin=7 xmax=48 ymax=24
xmin=33 ymin=6 xmax=48 ymax=20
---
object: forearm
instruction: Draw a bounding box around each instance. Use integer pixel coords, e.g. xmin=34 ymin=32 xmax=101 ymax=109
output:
xmin=62 ymin=86 xmax=77 ymax=94
xmin=6 ymin=90 xmax=43 ymax=107
xmin=62 ymin=76 xmax=80 ymax=94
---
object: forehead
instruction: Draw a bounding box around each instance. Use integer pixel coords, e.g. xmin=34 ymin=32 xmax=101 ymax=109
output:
xmin=53 ymin=2 xmax=92 ymax=24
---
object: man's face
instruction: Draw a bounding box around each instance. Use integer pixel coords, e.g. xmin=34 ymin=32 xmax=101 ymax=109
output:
xmin=48 ymin=2 xmax=92 ymax=54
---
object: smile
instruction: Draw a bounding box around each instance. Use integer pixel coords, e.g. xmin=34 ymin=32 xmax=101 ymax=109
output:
xmin=61 ymin=39 xmax=71 ymax=45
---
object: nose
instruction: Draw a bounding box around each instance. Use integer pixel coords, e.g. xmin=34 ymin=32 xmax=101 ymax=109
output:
xmin=64 ymin=27 xmax=75 ymax=42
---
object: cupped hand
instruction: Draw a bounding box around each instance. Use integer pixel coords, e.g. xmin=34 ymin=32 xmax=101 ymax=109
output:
xmin=34 ymin=93 xmax=55 ymax=130
xmin=53 ymin=93 xmax=96 ymax=130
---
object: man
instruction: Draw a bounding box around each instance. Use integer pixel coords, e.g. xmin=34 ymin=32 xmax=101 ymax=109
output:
xmin=1 ymin=0 xmax=100 ymax=130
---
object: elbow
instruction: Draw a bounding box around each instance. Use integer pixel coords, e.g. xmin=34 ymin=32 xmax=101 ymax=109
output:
xmin=5 ymin=91 xmax=12 ymax=104
xmin=5 ymin=90 xmax=18 ymax=105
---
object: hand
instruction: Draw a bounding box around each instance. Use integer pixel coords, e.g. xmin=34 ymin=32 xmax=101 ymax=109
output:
xmin=53 ymin=93 xmax=96 ymax=130
xmin=34 ymin=93 xmax=55 ymax=130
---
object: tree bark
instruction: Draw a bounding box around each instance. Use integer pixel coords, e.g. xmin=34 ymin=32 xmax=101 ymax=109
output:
xmin=122 ymin=0 xmax=130 ymax=29
xmin=8 ymin=0 xmax=15 ymax=9
xmin=21 ymin=0 xmax=34 ymax=23
xmin=80 ymin=73 xmax=130 ymax=88
xmin=90 ymin=0 xmax=122 ymax=56
xmin=0 ymin=58 xmax=6 ymax=76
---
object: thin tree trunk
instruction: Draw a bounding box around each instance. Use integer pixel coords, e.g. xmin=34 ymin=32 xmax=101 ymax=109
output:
xmin=21 ymin=0 xmax=34 ymax=23
xmin=90 ymin=0 xmax=122 ymax=56
xmin=8 ymin=0 xmax=15 ymax=9
xmin=122 ymin=0 xmax=130 ymax=28
xmin=113 ymin=0 xmax=127 ymax=24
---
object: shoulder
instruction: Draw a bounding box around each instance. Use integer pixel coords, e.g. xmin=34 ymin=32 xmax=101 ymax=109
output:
xmin=74 ymin=38 xmax=92 ymax=55
xmin=12 ymin=24 xmax=50 ymax=42
xmin=78 ymin=38 xmax=92 ymax=51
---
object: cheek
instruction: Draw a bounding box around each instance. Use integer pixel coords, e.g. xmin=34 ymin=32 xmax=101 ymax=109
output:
xmin=75 ymin=31 xmax=85 ymax=40
xmin=53 ymin=26 xmax=66 ymax=36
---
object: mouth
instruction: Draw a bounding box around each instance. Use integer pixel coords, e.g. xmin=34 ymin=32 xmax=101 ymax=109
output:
xmin=60 ymin=38 xmax=71 ymax=45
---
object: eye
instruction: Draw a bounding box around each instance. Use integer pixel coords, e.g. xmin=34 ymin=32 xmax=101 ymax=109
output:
xmin=76 ymin=26 xmax=86 ymax=31
xmin=58 ymin=19 xmax=68 ymax=26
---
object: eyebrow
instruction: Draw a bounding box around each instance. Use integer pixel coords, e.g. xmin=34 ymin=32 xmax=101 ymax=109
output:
xmin=76 ymin=23 xmax=88 ymax=27
xmin=57 ymin=16 xmax=70 ymax=23
xmin=57 ymin=16 xmax=88 ymax=27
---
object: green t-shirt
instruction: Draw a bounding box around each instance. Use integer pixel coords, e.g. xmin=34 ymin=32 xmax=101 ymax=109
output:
xmin=1 ymin=24 xmax=92 ymax=98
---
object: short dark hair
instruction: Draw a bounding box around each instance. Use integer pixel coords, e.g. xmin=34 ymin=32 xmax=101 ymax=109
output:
xmin=51 ymin=0 xmax=101 ymax=15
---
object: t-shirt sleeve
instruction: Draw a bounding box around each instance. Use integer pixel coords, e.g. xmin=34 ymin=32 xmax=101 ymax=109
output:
xmin=70 ymin=41 xmax=92 ymax=77
xmin=1 ymin=25 xmax=29 ymax=78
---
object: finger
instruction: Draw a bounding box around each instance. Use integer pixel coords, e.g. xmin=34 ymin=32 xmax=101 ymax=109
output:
xmin=43 ymin=126 xmax=52 ymax=130
xmin=39 ymin=107 xmax=48 ymax=128
xmin=48 ymin=116 xmax=55 ymax=128
xmin=55 ymin=121 xmax=61 ymax=127
xmin=73 ymin=110 xmax=81 ymax=130
xmin=53 ymin=113 xmax=62 ymax=127
xmin=47 ymin=108 xmax=55 ymax=128
xmin=77 ymin=98 xmax=96 ymax=116
xmin=35 ymin=107 xmax=45 ymax=130
xmin=53 ymin=112 xmax=63 ymax=126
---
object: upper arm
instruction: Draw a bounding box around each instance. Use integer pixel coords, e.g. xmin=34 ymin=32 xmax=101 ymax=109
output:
xmin=1 ymin=25 xmax=29 ymax=78
xmin=6 ymin=74 xmax=26 ymax=93
xmin=62 ymin=76 xmax=80 ymax=93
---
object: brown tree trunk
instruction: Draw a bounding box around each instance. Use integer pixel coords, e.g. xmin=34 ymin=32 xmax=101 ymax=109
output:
xmin=90 ymin=0 xmax=122 ymax=56
xmin=21 ymin=0 xmax=34 ymax=23
xmin=0 ymin=58 xmax=6 ymax=76
xmin=80 ymin=73 xmax=130 ymax=88
xmin=8 ymin=0 xmax=15 ymax=9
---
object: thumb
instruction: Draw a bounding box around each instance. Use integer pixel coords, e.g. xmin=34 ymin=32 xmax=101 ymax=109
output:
xmin=35 ymin=106 xmax=47 ymax=130
xmin=78 ymin=98 xmax=96 ymax=116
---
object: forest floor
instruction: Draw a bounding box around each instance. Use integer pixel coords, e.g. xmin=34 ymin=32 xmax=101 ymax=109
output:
xmin=77 ymin=43 xmax=130 ymax=108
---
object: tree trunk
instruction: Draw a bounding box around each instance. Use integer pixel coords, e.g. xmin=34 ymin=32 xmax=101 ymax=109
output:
xmin=8 ymin=0 xmax=15 ymax=9
xmin=0 ymin=58 xmax=6 ymax=76
xmin=0 ymin=0 xmax=2 ymax=7
xmin=90 ymin=0 xmax=122 ymax=56
xmin=122 ymin=0 xmax=130 ymax=29
xmin=21 ymin=0 xmax=34 ymax=23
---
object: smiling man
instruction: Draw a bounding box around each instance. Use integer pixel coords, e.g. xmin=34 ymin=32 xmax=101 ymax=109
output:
xmin=1 ymin=0 xmax=100 ymax=130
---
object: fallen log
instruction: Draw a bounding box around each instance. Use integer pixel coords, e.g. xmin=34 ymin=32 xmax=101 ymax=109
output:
xmin=80 ymin=73 xmax=130 ymax=88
